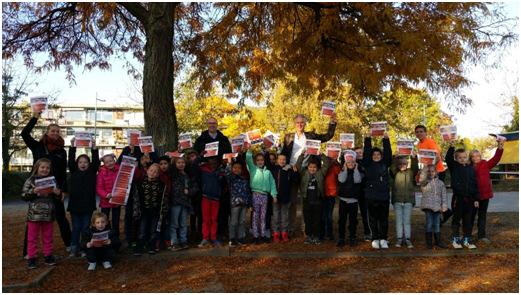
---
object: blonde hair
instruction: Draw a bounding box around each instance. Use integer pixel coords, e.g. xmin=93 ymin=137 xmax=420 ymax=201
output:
xmin=91 ymin=211 xmax=108 ymax=226
xmin=31 ymin=158 xmax=52 ymax=176
xmin=469 ymin=149 xmax=481 ymax=161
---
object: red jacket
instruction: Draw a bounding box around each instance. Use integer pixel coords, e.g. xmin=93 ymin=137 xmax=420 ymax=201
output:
xmin=324 ymin=161 xmax=342 ymax=197
xmin=473 ymin=148 xmax=503 ymax=200
xmin=159 ymin=170 xmax=172 ymax=196
xmin=96 ymin=164 xmax=121 ymax=208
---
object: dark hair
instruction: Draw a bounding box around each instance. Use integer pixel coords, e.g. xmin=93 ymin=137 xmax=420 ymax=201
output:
xmin=354 ymin=146 xmax=362 ymax=151
xmin=307 ymin=156 xmax=321 ymax=169
xmin=455 ymin=148 xmax=467 ymax=155
xmin=159 ymin=156 xmax=170 ymax=163
xmin=371 ymin=147 xmax=382 ymax=155
xmin=415 ymin=125 xmax=427 ymax=132
xmin=76 ymin=154 xmax=91 ymax=164
xmin=232 ymin=161 xmax=243 ymax=168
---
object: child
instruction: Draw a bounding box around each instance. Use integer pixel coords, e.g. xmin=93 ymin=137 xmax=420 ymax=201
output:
xmin=186 ymin=149 xmax=203 ymax=240
xmin=96 ymin=154 xmax=122 ymax=249
xmin=362 ymin=133 xmax=392 ymax=249
xmin=322 ymin=156 xmax=342 ymax=241
xmin=390 ymin=154 xmax=418 ymax=248
xmin=296 ymin=153 xmax=331 ymax=245
xmin=170 ymin=157 xmax=198 ymax=251
xmin=336 ymin=157 xmax=363 ymax=247
xmin=198 ymin=157 xmax=226 ymax=247
xmin=128 ymin=154 xmax=152 ymax=254
xmin=267 ymin=154 xmax=297 ymax=242
xmin=469 ymin=139 xmax=504 ymax=243
xmin=446 ymin=143 xmax=480 ymax=249
xmin=67 ymin=138 xmax=100 ymax=257
xmin=158 ymin=155 xmax=173 ymax=249
xmin=354 ymin=146 xmax=371 ymax=241
xmin=225 ymin=158 xmax=252 ymax=246
xmin=419 ymin=165 xmax=448 ymax=249
xmin=22 ymin=158 xmax=60 ymax=269
xmin=246 ymin=149 xmax=278 ymax=244
xmin=136 ymin=163 xmax=168 ymax=254
xmin=81 ymin=212 xmax=114 ymax=271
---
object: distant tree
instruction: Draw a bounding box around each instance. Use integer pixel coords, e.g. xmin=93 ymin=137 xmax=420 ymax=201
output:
xmin=503 ymin=96 xmax=519 ymax=132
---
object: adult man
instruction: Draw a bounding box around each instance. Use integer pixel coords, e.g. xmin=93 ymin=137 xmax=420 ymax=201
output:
xmin=415 ymin=125 xmax=446 ymax=181
xmin=194 ymin=117 xmax=232 ymax=158
xmin=282 ymin=113 xmax=337 ymax=235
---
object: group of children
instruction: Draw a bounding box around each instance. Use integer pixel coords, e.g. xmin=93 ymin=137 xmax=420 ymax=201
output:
xmin=22 ymin=124 xmax=504 ymax=270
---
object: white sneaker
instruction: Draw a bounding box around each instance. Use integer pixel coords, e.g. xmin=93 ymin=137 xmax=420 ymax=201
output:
xmin=102 ymin=261 xmax=112 ymax=269
xmin=463 ymin=238 xmax=477 ymax=250
xmin=452 ymin=237 xmax=463 ymax=249
xmin=379 ymin=239 xmax=389 ymax=249
xmin=87 ymin=262 xmax=96 ymax=271
xmin=371 ymin=240 xmax=380 ymax=249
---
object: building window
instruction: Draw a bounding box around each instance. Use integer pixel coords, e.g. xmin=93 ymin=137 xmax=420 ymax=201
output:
xmin=63 ymin=110 xmax=85 ymax=121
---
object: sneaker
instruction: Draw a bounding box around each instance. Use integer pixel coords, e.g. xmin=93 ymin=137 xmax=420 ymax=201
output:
xmin=395 ymin=238 xmax=403 ymax=248
xmin=479 ymin=237 xmax=491 ymax=244
xmin=452 ymin=237 xmax=463 ymax=249
xmin=66 ymin=246 xmax=71 ymax=253
xmin=336 ymin=239 xmax=345 ymax=248
xmin=313 ymin=238 xmax=322 ymax=245
xmin=170 ymin=244 xmax=182 ymax=251
xmin=349 ymin=239 xmax=357 ymax=247
xmin=281 ymin=232 xmax=289 ymax=242
xmin=80 ymin=251 xmax=87 ymax=258
xmin=27 ymin=258 xmax=37 ymax=269
xmin=87 ymin=262 xmax=96 ymax=271
xmin=371 ymin=240 xmax=380 ymax=249
xmin=463 ymin=238 xmax=477 ymax=250
xmin=102 ymin=261 xmax=112 ymax=269
xmin=304 ymin=236 xmax=312 ymax=244
xmin=364 ymin=234 xmax=372 ymax=242
xmin=237 ymin=238 xmax=247 ymax=245
xmin=379 ymin=239 xmax=389 ymax=249
xmin=148 ymin=249 xmax=156 ymax=254
xmin=228 ymin=239 xmax=238 ymax=247
xmin=198 ymin=239 xmax=210 ymax=248
xmin=405 ymin=239 xmax=414 ymax=249
xmin=44 ymin=255 xmax=57 ymax=266
xmin=273 ymin=232 xmax=280 ymax=243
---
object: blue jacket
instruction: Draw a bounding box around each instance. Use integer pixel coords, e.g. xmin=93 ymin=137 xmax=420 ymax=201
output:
xmin=199 ymin=162 xmax=226 ymax=200
xmin=226 ymin=167 xmax=252 ymax=207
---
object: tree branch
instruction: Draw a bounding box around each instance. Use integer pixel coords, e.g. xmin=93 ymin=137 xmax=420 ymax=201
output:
xmin=118 ymin=2 xmax=149 ymax=25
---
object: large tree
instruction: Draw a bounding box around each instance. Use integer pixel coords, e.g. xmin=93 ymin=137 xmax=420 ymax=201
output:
xmin=2 ymin=3 xmax=516 ymax=151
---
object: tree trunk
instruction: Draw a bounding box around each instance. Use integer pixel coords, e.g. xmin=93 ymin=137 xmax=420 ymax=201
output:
xmin=2 ymin=102 xmax=12 ymax=171
xmin=142 ymin=3 xmax=177 ymax=154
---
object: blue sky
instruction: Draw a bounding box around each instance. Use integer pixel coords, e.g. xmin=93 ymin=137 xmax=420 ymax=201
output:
xmin=9 ymin=2 xmax=520 ymax=139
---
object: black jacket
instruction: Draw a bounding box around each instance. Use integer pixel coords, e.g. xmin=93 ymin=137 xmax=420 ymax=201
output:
xmin=337 ymin=169 xmax=360 ymax=199
xmin=21 ymin=117 xmax=68 ymax=191
xmin=445 ymin=147 xmax=480 ymax=200
xmin=80 ymin=225 xmax=116 ymax=250
xmin=362 ymin=137 xmax=392 ymax=202
xmin=194 ymin=130 xmax=232 ymax=159
xmin=281 ymin=123 xmax=337 ymax=160
xmin=266 ymin=163 xmax=298 ymax=204
xmin=67 ymin=147 xmax=100 ymax=214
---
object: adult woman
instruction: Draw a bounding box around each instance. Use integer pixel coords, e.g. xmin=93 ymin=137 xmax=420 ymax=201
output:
xmin=21 ymin=110 xmax=72 ymax=256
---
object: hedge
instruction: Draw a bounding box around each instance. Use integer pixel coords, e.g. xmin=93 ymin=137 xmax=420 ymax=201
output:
xmin=2 ymin=172 xmax=31 ymax=200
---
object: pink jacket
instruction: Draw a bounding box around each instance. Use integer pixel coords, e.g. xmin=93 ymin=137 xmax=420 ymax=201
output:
xmin=96 ymin=164 xmax=121 ymax=208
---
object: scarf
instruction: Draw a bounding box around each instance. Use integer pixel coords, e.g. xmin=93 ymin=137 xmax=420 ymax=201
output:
xmin=41 ymin=134 xmax=64 ymax=153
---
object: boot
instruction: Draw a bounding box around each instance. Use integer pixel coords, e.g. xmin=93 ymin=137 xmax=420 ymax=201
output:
xmin=273 ymin=232 xmax=280 ymax=243
xmin=434 ymin=232 xmax=447 ymax=249
xmin=425 ymin=232 xmax=433 ymax=249
xmin=281 ymin=231 xmax=289 ymax=242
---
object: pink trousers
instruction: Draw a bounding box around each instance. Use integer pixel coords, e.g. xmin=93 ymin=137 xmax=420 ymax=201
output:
xmin=27 ymin=221 xmax=54 ymax=258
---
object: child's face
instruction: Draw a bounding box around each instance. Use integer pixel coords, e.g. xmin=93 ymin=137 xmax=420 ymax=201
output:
xmin=428 ymin=167 xmax=437 ymax=179
xmin=470 ymin=151 xmax=482 ymax=164
xmin=37 ymin=162 xmax=51 ymax=177
xmin=159 ymin=160 xmax=170 ymax=172
xmin=103 ymin=156 xmax=115 ymax=169
xmin=277 ymin=155 xmax=287 ymax=167
xmin=175 ymin=159 xmax=186 ymax=171
xmin=188 ymin=153 xmax=197 ymax=163
xmin=269 ymin=154 xmax=276 ymax=164
xmin=255 ymin=155 xmax=265 ymax=167
xmin=94 ymin=217 xmax=107 ymax=231
xmin=415 ymin=128 xmax=427 ymax=140
xmin=140 ymin=155 xmax=151 ymax=167
xmin=355 ymin=149 xmax=363 ymax=160
xmin=455 ymin=152 xmax=468 ymax=165
xmin=232 ymin=163 xmax=242 ymax=176
xmin=78 ymin=157 xmax=90 ymax=171
xmin=147 ymin=165 xmax=160 ymax=179
xmin=372 ymin=151 xmax=382 ymax=162
xmin=345 ymin=158 xmax=356 ymax=169
xmin=307 ymin=163 xmax=318 ymax=175
xmin=398 ymin=162 xmax=408 ymax=171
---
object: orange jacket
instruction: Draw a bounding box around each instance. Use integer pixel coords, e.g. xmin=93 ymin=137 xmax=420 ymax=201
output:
xmin=417 ymin=137 xmax=445 ymax=172
xmin=324 ymin=161 xmax=342 ymax=197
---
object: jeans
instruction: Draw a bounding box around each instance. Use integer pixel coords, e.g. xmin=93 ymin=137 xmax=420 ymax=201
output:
xmin=471 ymin=199 xmax=489 ymax=239
xmin=202 ymin=197 xmax=220 ymax=241
xmin=139 ymin=211 xmax=160 ymax=250
xmin=367 ymin=200 xmax=389 ymax=240
xmin=101 ymin=207 xmax=121 ymax=241
xmin=338 ymin=200 xmax=358 ymax=240
xmin=272 ymin=202 xmax=290 ymax=233
xmin=320 ymin=198 xmax=336 ymax=239
xmin=86 ymin=246 xmax=113 ymax=263
xmin=394 ymin=202 xmax=413 ymax=240
xmin=27 ymin=221 xmax=53 ymax=258
xmin=424 ymin=209 xmax=441 ymax=233
xmin=303 ymin=198 xmax=322 ymax=238
xmin=70 ymin=213 xmax=92 ymax=253
xmin=170 ymin=206 xmax=188 ymax=245
xmin=451 ymin=196 xmax=474 ymax=239
xmin=252 ymin=192 xmax=268 ymax=238
xmin=229 ymin=206 xmax=248 ymax=240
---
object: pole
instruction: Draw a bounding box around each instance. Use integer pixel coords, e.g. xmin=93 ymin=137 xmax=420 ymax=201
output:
xmin=94 ymin=92 xmax=98 ymax=141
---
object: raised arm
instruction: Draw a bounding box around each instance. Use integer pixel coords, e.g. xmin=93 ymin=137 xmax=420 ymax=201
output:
xmin=418 ymin=166 xmax=430 ymax=187
xmin=319 ymin=154 xmax=331 ymax=175
xmin=245 ymin=150 xmax=256 ymax=174
xmin=68 ymin=146 xmax=77 ymax=173
xmin=21 ymin=117 xmax=40 ymax=151
xmin=383 ymin=137 xmax=392 ymax=167
xmin=362 ymin=137 xmax=372 ymax=168
xmin=445 ymin=146 xmax=455 ymax=171
xmin=411 ymin=155 xmax=419 ymax=177
xmin=91 ymin=148 xmax=100 ymax=172
xmin=487 ymin=146 xmax=504 ymax=170
xmin=314 ymin=122 xmax=337 ymax=143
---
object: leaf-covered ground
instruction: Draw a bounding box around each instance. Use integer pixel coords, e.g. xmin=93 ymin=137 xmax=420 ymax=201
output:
xmin=3 ymin=208 xmax=518 ymax=292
